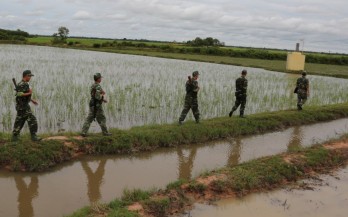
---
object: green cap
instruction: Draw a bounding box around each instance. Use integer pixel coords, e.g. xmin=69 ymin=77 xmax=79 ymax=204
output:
xmin=94 ymin=73 xmax=102 ymax=80
xmin=192 ymin=71 xmax=200 ymax=77
xmin=23 ymin=70 xmax=34 ymax=77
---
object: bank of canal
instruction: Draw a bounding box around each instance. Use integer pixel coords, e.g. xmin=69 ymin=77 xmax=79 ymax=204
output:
xmin=0 ymin=118 xmax=347 ymax=217
xmin=1 ymin=103 xmax=348 ymax=172
xmin=185 ymin=165 xmax=348 ymax=217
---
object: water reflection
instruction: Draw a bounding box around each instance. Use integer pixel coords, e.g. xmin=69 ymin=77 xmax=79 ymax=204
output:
xmin=177 ymin=146 xmax=197 ymax=180
xmin=15 ymin=176 xmax=38 ymax=217
xmin=226 ymin=137 xmax=242 ymax=166
xmin=287 ymin=126 xmax=304 ymax=151
xmin=81 ymin=159 xmax=107 ymax=203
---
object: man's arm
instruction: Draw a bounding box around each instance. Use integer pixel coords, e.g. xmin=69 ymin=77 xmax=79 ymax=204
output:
xmin=95 ymin=85 xmax=108 ymax=102
xmin=193 ymin=80 xmax=200 ymax=92
xmin=17 ymin=89 xmax=32 ymax=97
xmin=16 ymin=83 xmax=32 ymax=97
xmin=243 ymin=79 xmax=248 ymax=91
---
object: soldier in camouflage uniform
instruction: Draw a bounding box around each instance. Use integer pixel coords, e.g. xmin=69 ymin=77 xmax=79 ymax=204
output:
xmin=296 ymin=71 xmax=309 ymax=110
xmin=179 ymin=71 xmax=200 ymax=125
xmin=81 ymin=73 xmax=112 ymax=137
xmin=229 ymin=69 xmax=248 ymax=118
xmin=12 ymin=70 xmax=42 ymax=142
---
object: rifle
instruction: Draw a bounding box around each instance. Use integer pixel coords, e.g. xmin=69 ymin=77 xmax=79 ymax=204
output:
xmin=12 ymin=78 xmax=18 ymax=91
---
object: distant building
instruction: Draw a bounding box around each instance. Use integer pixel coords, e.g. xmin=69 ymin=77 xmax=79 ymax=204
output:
xmin=286 ymin=43 xmax=306 ymax=71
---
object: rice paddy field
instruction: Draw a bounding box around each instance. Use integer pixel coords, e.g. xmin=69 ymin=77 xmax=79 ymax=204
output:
xmin=1 ymin=44 xmax=348 ymax=133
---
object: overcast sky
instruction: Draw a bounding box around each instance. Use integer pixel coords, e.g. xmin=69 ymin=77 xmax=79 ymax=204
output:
xmin=1 ymin=0 xmax=347 ymax=53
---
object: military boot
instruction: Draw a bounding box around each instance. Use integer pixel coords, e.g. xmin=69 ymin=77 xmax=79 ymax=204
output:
xmin=31 ymin=134 xmax=42 ymax=142
xmin=239 ymin=111 xmax=246 ymax=118
xmin=103 ymin=132 xmax=112 ymax=136
xmin=229 ymin=110 xmax=234 ymax=117
xmin=297 ymin=104 xmax=302 ymax=110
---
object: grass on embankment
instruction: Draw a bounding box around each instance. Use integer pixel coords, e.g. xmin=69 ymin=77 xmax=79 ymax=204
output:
xmin=66 ymin=138 xmax=348 ymax=217
xmin=1 ymin=103 xmax=348 ymax=172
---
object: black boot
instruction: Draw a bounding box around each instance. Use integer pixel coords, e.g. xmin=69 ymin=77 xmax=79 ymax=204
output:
xmin=31 ymin=134 xmax=42 ymax=142
xmin=239 ymin=111 xmax=246 ymax=118
xmin=103 ymin=132 xmax=112 ymax=136
xmin=229 ymin=110 xmax=234 ymax=117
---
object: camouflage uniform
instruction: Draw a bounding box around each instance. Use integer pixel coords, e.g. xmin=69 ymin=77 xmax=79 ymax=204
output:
xmin=81 ymin=82 xmax=109 ymax=135
xmin=296 ymin=76 xmax=309 ymax=110
xmin=230 ymin=76 xmax=248 ymax=117
xmin=179 ymin=76 xmax=200 ymax=123
xmin=12 ymin=80 xmax=39 ymax=139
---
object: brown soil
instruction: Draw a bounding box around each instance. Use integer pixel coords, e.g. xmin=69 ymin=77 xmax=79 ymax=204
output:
xmin=43 ymin=135 xmax=82 ymax=150
xmin=324 ymin=141 xmax=348 ymax=149
xmin=128 ymin=202 xmax=145 ymax=216
xmin=43 ymin=136 xmax=69 ymax=141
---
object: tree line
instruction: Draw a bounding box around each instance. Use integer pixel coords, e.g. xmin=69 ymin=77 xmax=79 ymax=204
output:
xmin=1 ymin=27 xmax=347 ymax=66
xmin=186 ymin=37 xmax=225 ymax=47
xmin=0 ymin=28 xmax=29 ymax=41
xmin=89 ymin=41 xmax=348 ymax=65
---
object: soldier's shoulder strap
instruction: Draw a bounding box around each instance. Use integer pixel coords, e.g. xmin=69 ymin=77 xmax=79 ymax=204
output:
xmin=16 ymin=81 xmax=29 ymax=91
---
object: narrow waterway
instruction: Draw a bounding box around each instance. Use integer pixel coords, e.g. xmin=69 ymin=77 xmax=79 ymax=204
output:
xmin=0 ymin=118 xmax=347 ymax=217
xmin=185 ymin=166 xmax=348 ymax=217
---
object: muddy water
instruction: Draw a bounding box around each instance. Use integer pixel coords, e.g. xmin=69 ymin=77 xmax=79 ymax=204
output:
xmin=186 ymin=166 xmax=348 ymax=217
xmin=0 ymin=118 xmax=347 ymax=217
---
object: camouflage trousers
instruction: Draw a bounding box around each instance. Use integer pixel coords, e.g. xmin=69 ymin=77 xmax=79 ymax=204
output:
xmin=179 ymin=95 xmax=200 ymax=122
xmin=82 ymin=105 xmax=108 ymax=133
xmin=13 ymin=106 xmax=38 ymax=136
xmin=231 ymin=95 xmax=247 ymax=115
xmin=297 ymin=92 xmax=307 ymax=106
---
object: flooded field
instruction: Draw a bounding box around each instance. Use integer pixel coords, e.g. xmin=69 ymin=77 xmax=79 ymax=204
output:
xmin=186 ymin=166 xmax=348 ymax=217
xmin=1 ymin=45 xmax=348 ymax=133
xmin=0 ymin=118 xmax=347 ymax=217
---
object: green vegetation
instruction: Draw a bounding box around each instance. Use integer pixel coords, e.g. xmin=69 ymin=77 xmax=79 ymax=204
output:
xmin=1 ymin=103 xmax=348 ymax=172
xmin=1 ymin=31 xmax=347 ymax=77
xmin=52 ymin=26 xmax=69 ymax=44
xmin=22 ymin=36 xmax=348 ymax=78
xmin=0 ymin=28 xmax=29 ymax=42
xmin=186 ymin=37 xmax=225 ymax=46
xmin=25 ymin=36 xmax=348 ymax=66
xmin=66 ymin=137 xmax=348 ymax=217
xmin=92 ymin=48 xmax=348 ymax=79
